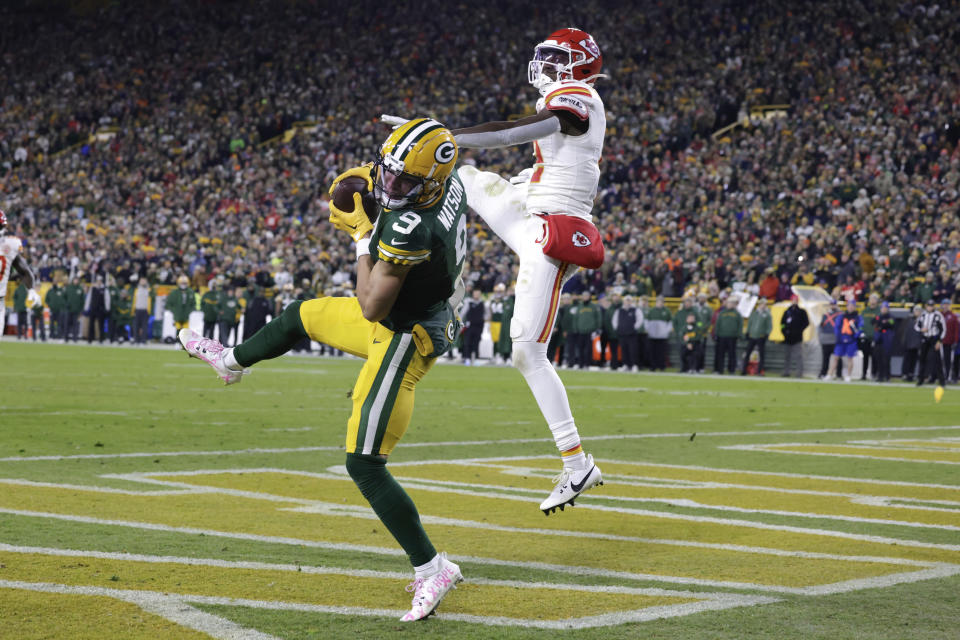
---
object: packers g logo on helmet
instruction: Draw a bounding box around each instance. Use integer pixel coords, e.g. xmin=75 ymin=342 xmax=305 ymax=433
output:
xmin=374 ymin=118 xmax=458 ymax=210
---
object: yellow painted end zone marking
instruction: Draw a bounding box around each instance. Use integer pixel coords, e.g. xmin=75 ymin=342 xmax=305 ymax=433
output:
xmin=140 ymin=472 xmax=955 ymax=586
xmin=853 ymin=439 xmax=960 ymax=450
xmin=387 ymin=463 xmax=960 ymax=527
xmin=1 ymin=470 xmax=956 ymax=595
xmin=0 ymin=587 xmax=212 ymax=640
xmin=493 ymin=459 xmax=960 ymax=500
xmin=0 ymin=551 xmax=696 ymax=621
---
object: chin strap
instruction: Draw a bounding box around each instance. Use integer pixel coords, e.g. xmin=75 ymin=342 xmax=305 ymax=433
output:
xmin=580 ymin=73 xmax=608 ymax=84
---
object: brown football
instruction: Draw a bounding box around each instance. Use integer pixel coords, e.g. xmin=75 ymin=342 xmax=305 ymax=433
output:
xmin=332 ymin=176 xmax=379 ymax=222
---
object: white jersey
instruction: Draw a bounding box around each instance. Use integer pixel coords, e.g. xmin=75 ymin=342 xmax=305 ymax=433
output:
xmin=525 ymin=79 xmax=605 ymax=220
xmin=0 ymin=235 xmax=23 ymax=299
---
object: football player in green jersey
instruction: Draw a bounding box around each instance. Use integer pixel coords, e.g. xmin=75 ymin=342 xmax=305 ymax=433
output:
xmin=178 ymin=118 xmax=467 ymax=621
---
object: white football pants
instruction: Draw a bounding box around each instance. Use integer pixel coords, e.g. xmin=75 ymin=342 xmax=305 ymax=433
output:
xmin=459 ymin=166 xmax=582 ymax=454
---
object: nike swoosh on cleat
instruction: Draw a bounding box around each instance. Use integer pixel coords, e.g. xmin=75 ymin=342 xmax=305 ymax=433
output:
xmin=569 ymin=466 xmax=596 ymax=493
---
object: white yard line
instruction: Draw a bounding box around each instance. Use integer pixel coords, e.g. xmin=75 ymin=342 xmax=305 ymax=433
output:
xmin=2 ymin=425 xmax=959 ymax=463
xmin=722 ymin=443 xmax=960 ymax=465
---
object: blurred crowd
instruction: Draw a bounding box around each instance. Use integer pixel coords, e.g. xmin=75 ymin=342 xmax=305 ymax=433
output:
xmin=1 ymin=0 xmax=959 ymax=321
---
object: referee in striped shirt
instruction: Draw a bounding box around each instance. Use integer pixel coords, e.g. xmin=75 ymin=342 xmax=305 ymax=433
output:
xmin=915 ymin=299 xmax=946 ymax=387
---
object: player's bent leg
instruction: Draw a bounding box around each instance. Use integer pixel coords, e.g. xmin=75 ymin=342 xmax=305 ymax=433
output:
xmin=345 ymin=453 xmax=436 ymax=566
xmin=346 ymin=328 xmax=434 ymax=455
xmin=507 ymin=248 xmax=602 ymax=513
xmin=180 ymin=297 xmax=376 ymax=386
xmin=513 ymin=339 xmax=604 ymax=515
xmin=181 ymin=300 xmax=310 ymax=384
xmin=298 ymin=296 xmax=372 ymax=358
xmin=458 ymin=165 xmax=527 ymax=255
xmin=343 ymin=330 xmax=458 ymax=621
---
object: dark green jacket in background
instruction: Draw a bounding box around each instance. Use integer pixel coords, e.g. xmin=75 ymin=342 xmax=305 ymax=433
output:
xmin=714 ymin=308 xmax=743 ymax=338
xmin=65 ymin=283 xmax=86 ymax=313
xmin=746 ymin=308 xmax=772 ymax=339
xmin=573 ymin=301 xmax=603 ymax=334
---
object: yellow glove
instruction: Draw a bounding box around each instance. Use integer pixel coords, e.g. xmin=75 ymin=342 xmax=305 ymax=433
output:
xmin=328 ymin=165 xmax=375 ymax=242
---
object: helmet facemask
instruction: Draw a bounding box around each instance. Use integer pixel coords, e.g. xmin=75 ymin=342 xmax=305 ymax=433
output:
xmin=528 ymin=45 xmax=580 ymax=89
xmin=373 ymin=152 xmax=440 ymax=210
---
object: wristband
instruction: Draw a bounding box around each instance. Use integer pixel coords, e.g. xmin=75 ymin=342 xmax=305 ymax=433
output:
xmin=356 ymin=237 xmax=371 ymax=259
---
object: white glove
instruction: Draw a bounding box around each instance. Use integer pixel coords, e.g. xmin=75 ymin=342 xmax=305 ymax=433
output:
xmin=509 ymin=167 xmax=534 ymax=186
xmin=380 ymin=114 xmax=409 ymax=130
xmin=26 ymin=288 xmax=42 ymax=308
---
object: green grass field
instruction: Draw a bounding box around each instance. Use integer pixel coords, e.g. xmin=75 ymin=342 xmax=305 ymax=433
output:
xmin=1 ymin=340 xmax=958 ymax=639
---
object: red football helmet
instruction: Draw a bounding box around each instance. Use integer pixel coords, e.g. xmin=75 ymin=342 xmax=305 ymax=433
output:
xmin=528 ymin=28 xmax=603 ymax=89
xmin=0 ymin=209 xmax=6 ymax=236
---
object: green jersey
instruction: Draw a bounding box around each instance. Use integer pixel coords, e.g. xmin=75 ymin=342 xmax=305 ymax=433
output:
xmin=370 ymin=169 xmax=468 ymax=332
xmin=200 ymin=290 xmax=221 ymax=322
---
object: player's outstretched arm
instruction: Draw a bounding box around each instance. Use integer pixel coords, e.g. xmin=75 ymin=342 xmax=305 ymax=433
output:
xmin=452 ymin=110 xmax=587 ymax=149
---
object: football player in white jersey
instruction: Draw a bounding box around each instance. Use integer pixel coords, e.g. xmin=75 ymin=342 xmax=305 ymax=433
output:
xmin=0 ymin=209 xmax=41 ymax=341
xmin=383 ymin=27 xmax=606 ymax=515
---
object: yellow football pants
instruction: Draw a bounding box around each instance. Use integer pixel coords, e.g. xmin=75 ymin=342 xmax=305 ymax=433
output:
xmin=298 ymin=297 xmax=435 ymax=456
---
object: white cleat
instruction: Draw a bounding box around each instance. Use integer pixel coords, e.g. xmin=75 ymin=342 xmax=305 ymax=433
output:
xmin=178 ymin=328 xmax=244 ymax=385
xmin=540 ymin=454 xmax=603 ymax=515
xmin=400 ymin=553 xmax=463 ymax=622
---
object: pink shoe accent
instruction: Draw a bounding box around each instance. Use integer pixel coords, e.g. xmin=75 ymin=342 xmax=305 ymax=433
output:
xmin=399 ymin=555 xmax=462 ymax=621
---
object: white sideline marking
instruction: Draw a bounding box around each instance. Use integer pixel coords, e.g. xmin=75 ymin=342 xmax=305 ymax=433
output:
xmin=2 ymin=425 xmax=959 ymax=462
xmin=722 ymin=443 xmax=960 ymax=465
xmin=0 ymin=580 xmax=282 ymax=640
xmin=0 ymin=578 xmax=780 ymax=629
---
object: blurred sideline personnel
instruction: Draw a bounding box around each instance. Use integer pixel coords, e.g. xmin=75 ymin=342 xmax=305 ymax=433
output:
xmin=940 ymin=299 xmax=958 ymax=383
xmin=914 ymin=299 xmax=945 ymax=389
xmin=383 ymin=27 xmax=606 ymax=515
xmin=0 ymin=209 xmax=41 ymax=340
xmin=179 ymin=120 xmax=466 ymax=621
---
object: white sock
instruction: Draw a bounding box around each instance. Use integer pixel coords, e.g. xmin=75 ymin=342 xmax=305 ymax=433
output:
xmin=512 ymin=342 xmax=586 ymax=465
xmin=413 ymin=554 xmax=440 ymax=579
xmin=222 ymin=348 xmax=243 ymax=371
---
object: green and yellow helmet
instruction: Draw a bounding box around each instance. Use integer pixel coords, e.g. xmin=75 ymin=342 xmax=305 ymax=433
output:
xmin=373 ymin=118 xmax=458 ymax=210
